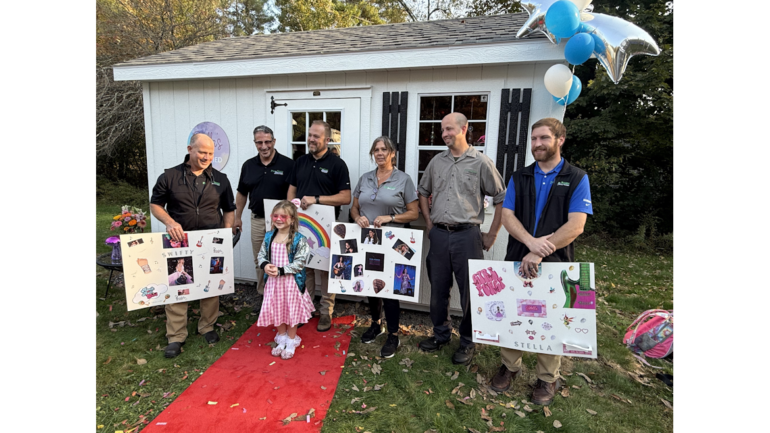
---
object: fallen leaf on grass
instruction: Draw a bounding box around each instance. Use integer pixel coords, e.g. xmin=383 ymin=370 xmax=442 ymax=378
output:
xmin=523 ymin=405 xmax=533 ymax=412
xmin=351 ymin=397 xmax=362 ymax=404
xmin=371 ymin=364 xmax=382 ymax=375
xmin=469 ymin=389 xmax=476 ymax=399
xmin=660 ymin=398 xmax=673 ymax=410
xmin=476 ymin=373 xmax=486 ymax=385
xmin=586 ymin=409 xmax=597 ymax=415
xmin=514 ymin=410 xmax=525 ymax=418
xmin=560 ymin=389 xmax=570 ymax=398
xmin=363 ymin=386 xmax=372 ymax=392
xmin=467 ymin=429 xmax=482 ymax=433
xmin=450 ymin=371 xmax=459 ymax=380
xmin=543 ymin=406 xmax=552 ymax=417
xmin=445 ymin=400 xmax=455 ymax=409
xmin=577 ymin=373 xmax=592 ymax=384
xmin=451 ymin=383 xmax=465 ymax=394
xmin=352 ymin=385 xmax=360 ymax=391
xmin=104 ymin=357 xmax=112 ymax=365
xmin=374 ymin=384 xmax=385 ymax=391
xmin=489 ymin=426 xmax=505 ymax=432
xmin=553 ymin=420 xmax=563 ymax=428
xmin=399 ymin=358 xmax=414 ymax=368
xmin=485 ymin=404 xmax=494 ymax=410
xmin=282 ymin=413 xmax=298 ymax=425
xmin=424 ymin=388 xmax=434 ymax=395
xmin=571 ymin=385 xmax=581 ymax=389
xmin=136 ymin=359 xmax=147 ymax=365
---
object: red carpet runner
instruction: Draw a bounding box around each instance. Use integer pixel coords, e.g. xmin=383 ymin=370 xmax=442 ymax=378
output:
xmin=142 ymin=315 xmax=355 ymax=432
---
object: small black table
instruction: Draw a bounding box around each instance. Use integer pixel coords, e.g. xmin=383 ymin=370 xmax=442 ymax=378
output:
xmin=96 ymin=252 xmax=123 ymax=298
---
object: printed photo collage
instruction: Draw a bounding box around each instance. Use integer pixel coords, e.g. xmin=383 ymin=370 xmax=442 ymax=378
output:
xmin=327 ymin=223 xmax=423 ymax=302
xmin=120 ymin=229 xmax=235 ymax=311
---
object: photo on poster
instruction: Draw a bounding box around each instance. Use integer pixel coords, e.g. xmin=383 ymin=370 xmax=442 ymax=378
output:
xmin=394 ymin=264 xmax=416 ymax=297
xmin=365 ymin=252 xmax=385 ymax=272
xmin=212 ymin=237 xmax=224 ymax=244
xmin=392 ymin=239 xmax=416 ymax=260
xmin=331 ymin=255 xmax=353 ymax=280
xmin=210 ymin=257 xmax=225 ymax=274
xmin=353 ymin=279 xmax=364 ymax=292
xmin=360 ymin=228 xmax=382 ymax=246
xmin=354 ymin=264 xmax=364 ymax=277
xmin=162 ymin=233 xmax=189 ymax=249
xmin=167 ymin=257 xmax=194 ymax=286
xmin=127 ymin=239 xmax=144 ymax=248
xmin=339 ymin=239 xmax=358 ymax=254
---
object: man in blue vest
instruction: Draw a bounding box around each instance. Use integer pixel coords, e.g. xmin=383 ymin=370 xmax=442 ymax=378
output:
xmin=490 ymin=118 xmax=593 ymax=405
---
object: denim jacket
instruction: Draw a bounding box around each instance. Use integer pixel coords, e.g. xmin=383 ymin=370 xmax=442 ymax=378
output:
xmin=257 ymin=230 xmax=309 ymax=294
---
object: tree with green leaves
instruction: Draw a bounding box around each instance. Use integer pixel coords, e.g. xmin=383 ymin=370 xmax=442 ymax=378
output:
xmin=273 ymin=0 xmax=408 ymax=32
xmin=469 ymin=0 xmax=673 ymax=238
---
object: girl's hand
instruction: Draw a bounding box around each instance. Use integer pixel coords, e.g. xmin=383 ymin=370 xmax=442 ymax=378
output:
xmin=355 ymin=215 xmax=369 ymax=228
xmin=265 ymin=264 xmax=279 ymax=277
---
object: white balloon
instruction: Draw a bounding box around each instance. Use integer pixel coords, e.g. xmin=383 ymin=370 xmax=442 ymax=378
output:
xmin=544 ymin=64 xmax=573 ymax=98
xmin=569 ymin=0 xmax=592 ymax=10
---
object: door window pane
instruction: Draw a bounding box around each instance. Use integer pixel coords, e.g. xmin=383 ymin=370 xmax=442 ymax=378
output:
xmin=419 ymin=96 xmax=452 ymax=120
xmin=289 ymin=111 xmax=342 ymax=158
xmin=454 ymin=95 xmax=488 ymax=120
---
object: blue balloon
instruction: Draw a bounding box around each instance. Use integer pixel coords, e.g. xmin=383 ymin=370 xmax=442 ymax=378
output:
xmin=545 ymin=1 xmax=581 ymax=39
xmin=553 ymin=76 xmax=582 ymax=106
xmin=564 ymin=33 xmax=595 ymax=65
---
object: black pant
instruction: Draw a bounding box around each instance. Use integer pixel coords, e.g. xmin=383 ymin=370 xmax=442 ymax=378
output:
xmin=368 ymin=297 xmax=400 ymax=334
xmin=426 ymin=225 xmax=483 ymax=348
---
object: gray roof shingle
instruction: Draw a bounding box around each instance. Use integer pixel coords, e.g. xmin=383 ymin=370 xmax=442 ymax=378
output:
xmin=115 ymin=13 xmax=543 ymax=67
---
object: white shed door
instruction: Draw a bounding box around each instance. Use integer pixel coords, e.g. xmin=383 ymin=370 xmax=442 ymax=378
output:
xmin=271 ymin=98 xmax=361 ymax=222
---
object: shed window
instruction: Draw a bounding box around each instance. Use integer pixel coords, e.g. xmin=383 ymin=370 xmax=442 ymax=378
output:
xmin=417 ymin=94 xmax=488 ymax=182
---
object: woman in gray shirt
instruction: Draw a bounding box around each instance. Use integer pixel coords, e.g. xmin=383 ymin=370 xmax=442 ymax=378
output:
xmin=350 ymin=136 xmax=419 ymax=358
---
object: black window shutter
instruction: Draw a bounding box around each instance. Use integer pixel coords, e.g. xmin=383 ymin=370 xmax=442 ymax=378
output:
xmin=495 ymin=88 xmax=532 ymax=181
xmin=381 ymin=91 xmax=409 ymax=171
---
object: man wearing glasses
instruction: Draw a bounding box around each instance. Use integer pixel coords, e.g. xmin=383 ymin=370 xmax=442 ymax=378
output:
xmin=234 ymin=125 xmax=294 ymax=294
xmin=288 ymin=120 xmax=352 ymax=332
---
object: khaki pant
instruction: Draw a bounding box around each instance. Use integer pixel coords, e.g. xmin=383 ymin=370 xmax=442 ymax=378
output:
xmin=306 ymin=268 xmax=334 ymax=316
xmin=500 ymin=348 xmax=561 ymax=383
xmin=165 ymin=297 xmax=220 ymax=343
xmin=250 ymin=216 xmax=267 ymax=294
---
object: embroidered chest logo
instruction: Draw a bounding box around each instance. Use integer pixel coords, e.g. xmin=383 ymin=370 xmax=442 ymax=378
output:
xmin=556 ymin=181 xmax=570 ymax=187
xmin=319 ymin=167 xmax=329 ymax=174
xmin=271 ymin=170 xmax=284 ymax=175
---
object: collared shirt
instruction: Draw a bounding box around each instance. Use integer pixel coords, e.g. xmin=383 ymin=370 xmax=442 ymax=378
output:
xmin=236 ymin=151 xmax=294 ymax=218
xmin=418 ymin=146 xmax=507 ymax=225
xmin=502 ymin=157 xmax=593 ymax=233
xmin=353 ymin=168 xmax=418 ymax=227
xmin=289 ymin=149 xmax=351 ymax=218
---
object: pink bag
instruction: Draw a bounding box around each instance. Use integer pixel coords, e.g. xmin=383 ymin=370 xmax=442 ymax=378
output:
xmin=623 ymin=309 xmax=673 ymax=359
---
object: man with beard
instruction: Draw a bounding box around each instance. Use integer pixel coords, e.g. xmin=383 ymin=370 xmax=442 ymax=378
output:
xmin=490 ymin=117 xmax=593 ymax=405
xmin=287 ymin=120 xmax=351 ymax=332
xmin=233 ymin=125 xmax=294 ymax=294
xmin=417 ymin=112 xmax=507 ymax=366
xmin=150 ymin=133 xmax=236 ymax=358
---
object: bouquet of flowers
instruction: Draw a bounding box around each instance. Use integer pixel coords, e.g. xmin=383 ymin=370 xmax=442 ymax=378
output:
xmin=110 ymin=205 xmax=147 ymax=233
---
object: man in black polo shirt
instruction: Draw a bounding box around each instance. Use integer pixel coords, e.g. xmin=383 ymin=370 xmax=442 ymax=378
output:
xmin=233 ymin=125 xmax=294 ymax=294
xmin=287 ymin=120 xmax=351 ymax=332
xmin=150 ymin=133 xmax=236 ymax=358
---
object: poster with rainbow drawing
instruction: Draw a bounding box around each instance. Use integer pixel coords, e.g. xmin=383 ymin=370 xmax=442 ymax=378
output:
xmin=264 ymin=200 xmax=334 ymax=271
xmin=468 ymin=259 xmax=597 ymax=359
xmin=119 ymin=229 xmax=235 ymax=311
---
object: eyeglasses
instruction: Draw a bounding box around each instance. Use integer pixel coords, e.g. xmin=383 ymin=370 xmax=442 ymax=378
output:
xmin=254 ymin=139 xmax=274 ymax=145
xmin=271 ymin=214 xmax=289 ymax=222
xmin=370 ymin=187 xmax=378 ymax=201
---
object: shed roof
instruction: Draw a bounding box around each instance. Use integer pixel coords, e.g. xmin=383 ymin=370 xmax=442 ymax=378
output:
xmin=115 ymin=13 xmax=543 ymax=67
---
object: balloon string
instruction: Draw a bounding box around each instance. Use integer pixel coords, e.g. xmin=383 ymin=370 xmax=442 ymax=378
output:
xmin=563 ymin=65 xmax=576 ymax=117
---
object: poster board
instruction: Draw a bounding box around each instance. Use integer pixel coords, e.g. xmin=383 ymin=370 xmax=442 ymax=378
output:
xmin=120 ymin=229 xmax=235 ymax=311
xmin=264 ymin=200 xmax=334 ymax=271
xmin=327 ymin=223 xmax=423 ymax=303
xmin=468 ymin=260 xmax=597 ymax=359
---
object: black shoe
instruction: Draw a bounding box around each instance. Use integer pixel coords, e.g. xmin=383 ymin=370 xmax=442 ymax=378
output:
xmin=380 ymin=334 xmax=400 ymax=358
xmin=164 ymin=341 xmax=185 ymax=358
xmin=418 ymin=337 xmax=450 ymax=352
xmin=203 ymin=330 xmax=219 ymax=344
xmin=452 ymin=344 xmax=476 ymax=365
xmin=361 ymin=323 xmax=385 ymax=344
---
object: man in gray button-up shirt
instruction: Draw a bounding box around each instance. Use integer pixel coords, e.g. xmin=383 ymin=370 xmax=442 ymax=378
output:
xmin=417 ymin=112 xmax=507 ymax=366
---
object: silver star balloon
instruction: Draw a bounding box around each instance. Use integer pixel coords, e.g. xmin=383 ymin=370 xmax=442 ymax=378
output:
xmin=517 ymin=0 xmax=561 ymax=43
xmin=581 ymin=13 xmax=661 ymax=84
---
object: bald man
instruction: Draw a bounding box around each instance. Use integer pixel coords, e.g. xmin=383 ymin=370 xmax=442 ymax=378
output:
xmin=417 ymin=113 xmax=507 ymax=365
xmin=150 ymin=133 xmax=236 ymax=358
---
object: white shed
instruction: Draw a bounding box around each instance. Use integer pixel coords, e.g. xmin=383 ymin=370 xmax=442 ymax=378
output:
xmin=113 ymin=13 xmax=565 ymax=313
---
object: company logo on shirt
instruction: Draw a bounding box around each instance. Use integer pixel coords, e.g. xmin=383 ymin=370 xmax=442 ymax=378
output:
xmin=320 ymin=167 xmax=329 ymax=174
xmin=271 ymin=170 xmax=284 ymax=175
xmin=464 ymin=169 xmax=478 ymax=175
xmin=556 ymin=181 xmax=570 ymax=187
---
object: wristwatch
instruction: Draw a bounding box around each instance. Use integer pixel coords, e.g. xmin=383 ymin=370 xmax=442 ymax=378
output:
xmin=315 ymin=195 xmax=320 ymax=204
xmin=390 ymin=214 xmax=395 ymax=223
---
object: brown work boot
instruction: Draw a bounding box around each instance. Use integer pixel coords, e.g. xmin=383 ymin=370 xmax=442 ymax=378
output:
xmin=490 ymin=364 xmax=519 ymax=392
xmin=531 ymin=378 xmax=561 ymax=405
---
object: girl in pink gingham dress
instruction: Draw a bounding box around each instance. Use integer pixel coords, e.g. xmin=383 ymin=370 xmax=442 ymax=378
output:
xmin=257 ymin=201 xmax=315 ymax=359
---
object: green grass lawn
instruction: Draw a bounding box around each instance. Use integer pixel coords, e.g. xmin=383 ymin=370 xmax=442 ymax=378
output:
xmin=95 ymin=181 xmax=673 ymax=432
